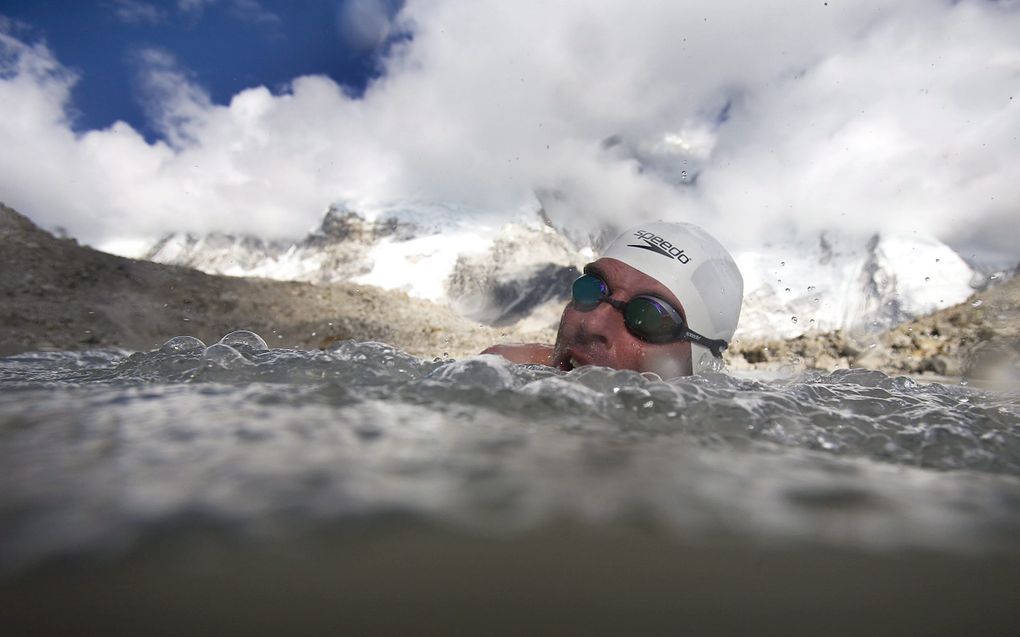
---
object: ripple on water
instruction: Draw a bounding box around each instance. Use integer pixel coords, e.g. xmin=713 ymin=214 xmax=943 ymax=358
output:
xmin=1 ymin=330 xmax=1020 ymax=573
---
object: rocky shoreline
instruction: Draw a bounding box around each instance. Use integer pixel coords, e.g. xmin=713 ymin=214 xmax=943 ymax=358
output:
xmin=727 ymin=272 xmax=1019 ymax=382
xmin=2 ymin=203 xmax=1017 ymax=382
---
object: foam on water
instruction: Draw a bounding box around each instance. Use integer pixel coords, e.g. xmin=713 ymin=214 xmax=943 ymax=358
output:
xmin=2 ymin=332 xmax=1020 ymax=577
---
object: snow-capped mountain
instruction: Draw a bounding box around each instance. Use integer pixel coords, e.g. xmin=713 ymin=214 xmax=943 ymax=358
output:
xmin=142 ymin=204 xmax=979 ymax=339
xmin=734 ymin=231 xmax=975 ymax=339
xmin=144 ymin=204 xmax=588 ymax=324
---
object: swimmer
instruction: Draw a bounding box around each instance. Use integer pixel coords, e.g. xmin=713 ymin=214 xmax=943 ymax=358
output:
xmin=482 ymin=221 xmax=743 ymax=377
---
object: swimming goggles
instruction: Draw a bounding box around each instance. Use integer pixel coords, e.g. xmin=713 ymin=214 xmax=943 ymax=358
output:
xmin=571 ymin=274 xmax=729 ymax=358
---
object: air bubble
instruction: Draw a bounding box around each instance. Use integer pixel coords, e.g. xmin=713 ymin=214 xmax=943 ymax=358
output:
xmin=785 ymin=287 xmax=791 ymax=292
xmin=681 ymin=170 xmax=688 ymax=179
xmin=219 ymin=330 xmax=269 ymax=355
xmin=924 ymin=277 xmax=930 ymax=282
xmin=791 ymin=316 xmax=798 ymax=323
xmin=203 ymin=343 xmax=252 ymax=368
xmin=160 ymin=335 xmax=206 ymax=354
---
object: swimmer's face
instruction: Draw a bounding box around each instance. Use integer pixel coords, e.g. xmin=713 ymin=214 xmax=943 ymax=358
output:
xmin=552 ymin=258 xmax=693 ymax=377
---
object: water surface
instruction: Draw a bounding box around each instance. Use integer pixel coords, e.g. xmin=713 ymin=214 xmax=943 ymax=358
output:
xmin=2 ymin=332 xmax=1020 ymax=634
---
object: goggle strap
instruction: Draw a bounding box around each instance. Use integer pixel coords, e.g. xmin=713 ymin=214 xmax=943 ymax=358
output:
xmin=683 ymin=330 xmax=729 ymax=359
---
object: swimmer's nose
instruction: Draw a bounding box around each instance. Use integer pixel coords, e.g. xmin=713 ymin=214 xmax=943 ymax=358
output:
xmin=578 ymin=298 xmax=620 ymax=345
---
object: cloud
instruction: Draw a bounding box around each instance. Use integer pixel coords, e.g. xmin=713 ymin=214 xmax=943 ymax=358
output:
xmin=228 ymin=0 xmax=280 ymax=25
xmin=176 ymin=0 xmax=279 ymax=24
xmin=0 ymin=0 xmax=1018 ymax=263
xmin=336 ymin=0 xmax=400 ymax=51
xmin=108 ymin=1 xmax=167 ymax=25
xmin=129 ymin=48 xmax=213 ymax=147
xmin=176 ymin=0 xmax=216 ymax=15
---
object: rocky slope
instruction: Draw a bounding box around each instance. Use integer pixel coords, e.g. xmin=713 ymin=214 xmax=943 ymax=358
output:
xmin=728 ymin=272 xmax=1020 ymax=382
xmin=0 ymin=204 xmax=553 ymax=359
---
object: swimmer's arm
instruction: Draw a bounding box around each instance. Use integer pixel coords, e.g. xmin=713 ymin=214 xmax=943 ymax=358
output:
xmin=480 ymin=343 xmax=554 ymax=366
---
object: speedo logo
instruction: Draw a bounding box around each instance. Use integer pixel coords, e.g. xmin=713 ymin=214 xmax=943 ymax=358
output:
xmin=627 ymin=230 xmax=691 ymax=263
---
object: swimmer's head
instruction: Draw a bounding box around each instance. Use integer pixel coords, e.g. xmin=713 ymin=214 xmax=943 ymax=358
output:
xmin=552 ymin=221 xmax=743 ymax=376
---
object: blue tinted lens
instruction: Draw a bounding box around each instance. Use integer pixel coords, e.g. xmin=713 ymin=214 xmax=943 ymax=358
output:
xmin=624 ymin=297 xmax=680 ymax=342
xmin=572 ymin=275 xmax=607 ymax=310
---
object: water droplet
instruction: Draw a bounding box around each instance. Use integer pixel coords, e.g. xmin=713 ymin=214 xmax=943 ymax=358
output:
xmin=935 ymin=258 xmax=940 ymax=263
xmin=924 ymin=277 xmax=931 ymax=282
xmin=780 ymin=261 xmax=785 ymax=266
xmin=813 ymin=298 xmax=819 ymax=303
xmin=807 ymin=285 xmax=815 ymax=291
xmin=203 ymin=343 xmax=251 ymax=368
xmin=791 ymin=316 xmax=798 ymax=323
xmin=219 ymin=330 xmax=269 ymax=354
xmin=809 ymin=318 xmax=815 ymax=324
xmin=160 ymin=335 xmax=206 ymax=354
xmin=681 ymin=170 xmax=688 ymax=179
xmin=972 ymin=299 xmax=983 ymax=308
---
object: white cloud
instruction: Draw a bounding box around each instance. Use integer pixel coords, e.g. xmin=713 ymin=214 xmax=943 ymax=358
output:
xmin=176 ymin=0 xmax=216 ymax=15
xmin=176 ymin=0 xmax=279 ymax=24
xmin=228 ymin=0 xmax=280 ymax=25
xmin=0 ymin=0 xmax=1018 ymax=263
xmin=108 ymin=1 xmax=167 ymax=25
xmin=337 ymin=0 xmax=398 ymax=51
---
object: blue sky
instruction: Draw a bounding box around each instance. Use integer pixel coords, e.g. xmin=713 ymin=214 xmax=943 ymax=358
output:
xmin=1 ymin=0 xmax=402 ymax=141
xmin=0 ymin=0 xmax=1017 ymax=265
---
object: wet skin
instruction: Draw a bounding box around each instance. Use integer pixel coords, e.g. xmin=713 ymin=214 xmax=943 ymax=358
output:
xmin=482 ymin=258 xmax=694 ymax=376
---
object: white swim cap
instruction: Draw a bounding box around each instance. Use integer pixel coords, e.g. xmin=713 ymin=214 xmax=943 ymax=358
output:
xmin=600 ymin=221 xmax=743 ymax=372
